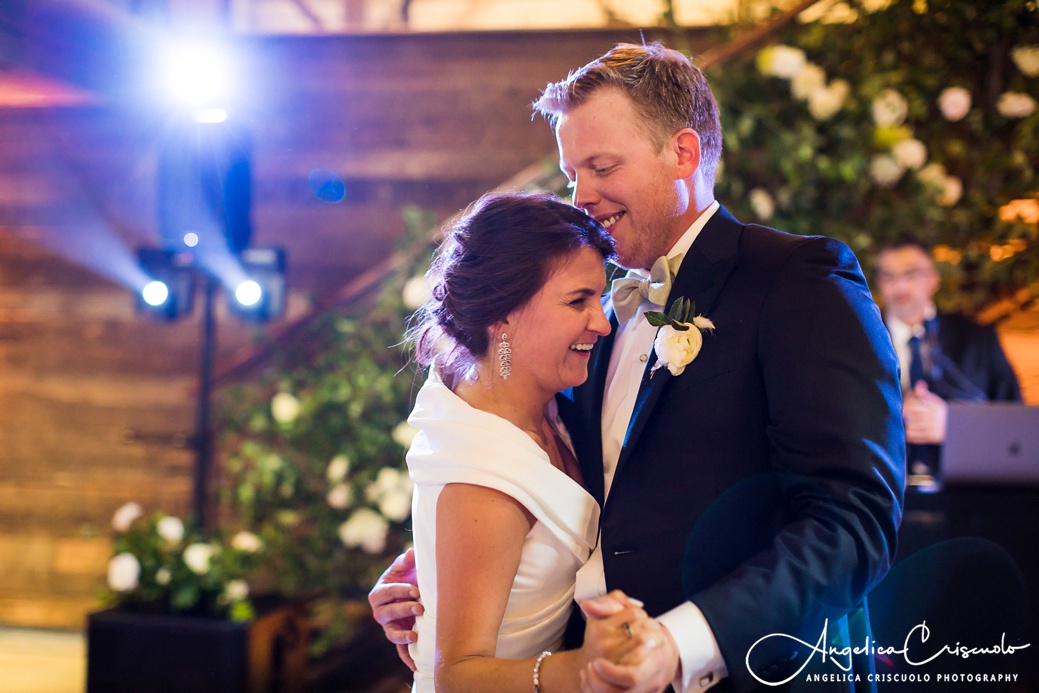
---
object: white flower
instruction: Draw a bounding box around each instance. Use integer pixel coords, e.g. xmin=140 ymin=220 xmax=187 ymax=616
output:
xmin=155 ymin=567 xmax=171 ymax=585
xmin=402 ymin=276 xmax=433 ymax=310
xmin=916 ymin=162 xmax=947 ymax=187
xmin=270 ymin=392 xmax=301 ymax=424
xmin=107 ymin=553 xmax=140 ymax=592
xmin=790 ymin=63 xmax=826 ymax=101
xmin=365 ymin=467 xmax=413 ymax=520
xmin=183 ymin=543 xmax=215 ymax=575
xmin=1011 ymin=45 xmax=1039 ymax=78
xmin=231 ymin=531 xmax=263 ymax=553
xmin=339 ymin=509 xmax=389 ymax=554
xmin=653 ymin=324 xmax=703 ymax=377
xmin=936 ymin=176 xmax=963 ymax=207
xmin=327 ymin=483 xmax=353 ymax=510
xmin=869 ymin=154 xmax=906 ymax=187
xmin=937 ymin=87 xmax=972 ymax=122
xmin=391 ymin=421 xmax=419 ymax=450
xmin=808 ymin=80 xmax=849 ymax=121
xmin=223 ymin=579 xmax=249 ymax=602
xmin=378 ymin=489 xmax=413 ymax=522
xmin=891 ymin=138 xmax=927 ymax=170
xmin=111 ymin=502 xmax=144 ymax=532
xmin=156 ymin=516 xmax=184 ymax=544
xmin=997 ymin=92 xmax=1037 ymax=119
xmin=916 ymin=163 xmax=962 ymax=207
xmin=748 ymin=188 xmax=775 ymax=220
xmin=756 ymin=45 xmax=807 ymax=79
xmin=326 ymin=454 xmax=350 ymax=483
xmin=872 ymin=89 xmax=909 ymax=127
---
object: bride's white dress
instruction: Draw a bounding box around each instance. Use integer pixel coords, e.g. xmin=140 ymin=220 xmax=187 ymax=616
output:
xmin=405 ymin=372 xmax=600 ymax=692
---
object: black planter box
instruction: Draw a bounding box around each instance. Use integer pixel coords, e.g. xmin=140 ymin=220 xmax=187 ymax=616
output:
xmin=86 ymin=601 xmax=307 ymax=693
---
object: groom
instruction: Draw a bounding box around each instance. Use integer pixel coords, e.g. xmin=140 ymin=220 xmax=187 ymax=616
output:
xmin=372 ymin=43 xmax=904 ymax=692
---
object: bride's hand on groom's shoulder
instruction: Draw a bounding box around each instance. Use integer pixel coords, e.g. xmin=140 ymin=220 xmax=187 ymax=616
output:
xmin=368 ymin=547 xmax=423 ymax=671
xmin=578 ymin=591 xmax=678 ymax=693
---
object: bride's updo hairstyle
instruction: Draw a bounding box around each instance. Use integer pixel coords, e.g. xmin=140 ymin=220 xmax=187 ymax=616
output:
xmin=411 ymin=192 xmax=614 ymax=379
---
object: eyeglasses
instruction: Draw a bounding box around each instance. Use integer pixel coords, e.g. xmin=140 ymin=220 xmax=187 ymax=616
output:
xmin=876 ymin=267 xmax=935 ymax=284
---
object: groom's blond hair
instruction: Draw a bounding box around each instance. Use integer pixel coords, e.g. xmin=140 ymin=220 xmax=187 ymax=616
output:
xmin=533 ymin=42 xmax=722 ymax=188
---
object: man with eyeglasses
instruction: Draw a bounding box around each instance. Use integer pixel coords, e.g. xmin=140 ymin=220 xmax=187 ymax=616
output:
xmin=874 ymin=238 xmax=1022 ymax=477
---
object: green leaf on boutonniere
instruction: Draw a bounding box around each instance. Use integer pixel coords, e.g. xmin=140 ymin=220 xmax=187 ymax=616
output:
xmin=668 ymin=297 xmax=696 ymax=324
xmin=645 ymin=311 xmax=690 ymax=330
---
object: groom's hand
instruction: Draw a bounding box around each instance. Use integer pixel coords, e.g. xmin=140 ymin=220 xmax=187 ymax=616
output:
xmin=583 ymin=623 xmax=678 ymax=693
xmin=368 ymin=547 xmax=423 ymax=671
xmin=580 ymin=592 xmax=679 ymax=693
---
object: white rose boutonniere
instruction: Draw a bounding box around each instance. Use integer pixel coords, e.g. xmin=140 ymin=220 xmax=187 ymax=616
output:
xmin=645 ymin=297 xmax=715 ymax=377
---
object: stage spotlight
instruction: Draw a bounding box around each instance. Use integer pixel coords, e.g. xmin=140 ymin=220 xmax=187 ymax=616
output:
xmin=136 ymin=248 xmax=196 ymax=321
xmin=142 ymin=280 xmax=170 ymax=307
xmin=235 ymin=280 xmax=262 ymax=307
xmin=228 ymin=247 xmax=286 ymax=322
xmin=158 ymin=118 xmax=252 ymax=254
xmin=164 ymin=43 xmax=230 ymax=106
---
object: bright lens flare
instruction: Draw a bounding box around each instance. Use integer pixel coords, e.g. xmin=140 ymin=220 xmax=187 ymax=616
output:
xmin=165 ymin=45 xmax=229 ymax=105
xmin=142 ymin=281 xmax=170 ymax=306
xmin=235 ymin=280 xmax=262 ymax=307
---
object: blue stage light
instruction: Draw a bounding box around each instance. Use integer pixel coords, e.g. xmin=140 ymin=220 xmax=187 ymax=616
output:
xmin=227 ymin=248 xmax=286 ymax=322
xmin=142 ymin=280 xmax=170 ymax=306
xmin=164 ymin=44 xmax=230 ymax=106
xmin=234 ymin=280 xmax=262 ymax=307
xmin=136 ymin=248 xmax=196 ymax=321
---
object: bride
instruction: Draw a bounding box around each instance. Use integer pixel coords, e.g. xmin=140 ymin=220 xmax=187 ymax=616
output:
xmin=401 ymin=192 xmax=667 ymax=692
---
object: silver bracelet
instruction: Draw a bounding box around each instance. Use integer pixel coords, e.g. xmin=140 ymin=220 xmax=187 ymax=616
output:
xmin=532 ymin=650 xmax=553 ymax=693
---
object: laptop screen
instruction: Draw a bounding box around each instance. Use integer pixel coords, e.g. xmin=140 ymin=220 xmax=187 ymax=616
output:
xmin=942 ymin=403 xmax=1039 ymax=486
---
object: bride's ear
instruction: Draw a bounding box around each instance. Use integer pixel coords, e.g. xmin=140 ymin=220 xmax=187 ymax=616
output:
xmin=489 ymin=318 xmax=510 ymax=340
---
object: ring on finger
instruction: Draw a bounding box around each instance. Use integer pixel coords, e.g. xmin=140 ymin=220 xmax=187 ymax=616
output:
xmin=621 ymin=622 xmax=633 ymax=639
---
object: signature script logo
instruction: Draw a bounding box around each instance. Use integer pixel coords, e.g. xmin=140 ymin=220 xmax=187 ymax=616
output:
xmin=746 ymin=619 xmax=1031 ymax=687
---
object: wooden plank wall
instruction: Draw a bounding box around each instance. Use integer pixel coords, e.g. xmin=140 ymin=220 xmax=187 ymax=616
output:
xmin=0 ymin=27 xmax=720 ymax=629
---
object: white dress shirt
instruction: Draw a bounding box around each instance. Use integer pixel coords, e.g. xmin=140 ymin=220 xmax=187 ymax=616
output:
xmin=574 ymin=202 xmax=727 ymax=692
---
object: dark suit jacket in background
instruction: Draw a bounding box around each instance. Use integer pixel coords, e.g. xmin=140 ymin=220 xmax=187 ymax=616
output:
xmin=558 ymin=206 xmax=905 ymax=692
xmin=930 ymin=312 xmax=1021 ymax=402
xmin=901 ymin=312 xmax=1022 ymax=472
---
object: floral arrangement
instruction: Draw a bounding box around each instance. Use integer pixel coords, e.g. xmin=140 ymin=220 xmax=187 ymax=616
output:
xmin=212 ymin=207 xmax=436 ymax=653
xmin=105 ymin=502 xmax=264 ymax=622
xmin=710 ymin=0 xmax=1039 ymax=313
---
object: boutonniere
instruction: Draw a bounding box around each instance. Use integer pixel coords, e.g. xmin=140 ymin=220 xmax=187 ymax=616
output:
xmin=645 ymin=297 xmax=715 ymax=377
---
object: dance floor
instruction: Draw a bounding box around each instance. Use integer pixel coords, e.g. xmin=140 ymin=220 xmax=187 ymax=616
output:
xmin=0 ymin=627 xmax=85 ymax=693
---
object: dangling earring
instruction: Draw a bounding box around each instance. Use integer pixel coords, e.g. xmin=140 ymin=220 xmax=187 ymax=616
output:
xmin=497 ymin=332 xmax=512 ymax=381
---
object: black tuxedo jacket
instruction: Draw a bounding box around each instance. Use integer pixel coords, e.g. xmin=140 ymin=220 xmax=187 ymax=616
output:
xmin=557 ymin=207 xmax=905 ymax=692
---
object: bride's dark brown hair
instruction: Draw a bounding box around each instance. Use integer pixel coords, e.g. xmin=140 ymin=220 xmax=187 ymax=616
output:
xmin=409 ymin=192 xmax=614 ymax=379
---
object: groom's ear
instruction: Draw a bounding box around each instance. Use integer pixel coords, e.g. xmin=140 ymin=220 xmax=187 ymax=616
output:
xmin=673 ymin=128 xmax=701 ymax=180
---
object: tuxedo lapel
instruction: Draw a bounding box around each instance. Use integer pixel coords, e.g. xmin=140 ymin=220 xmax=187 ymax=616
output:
xmin=612 ymin=207 xmax=743 ymax=482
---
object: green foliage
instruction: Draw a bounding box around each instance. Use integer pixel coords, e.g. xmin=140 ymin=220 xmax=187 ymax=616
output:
xmin=711 ymin=0 xmax=1039 ymax=313
xmin=646 ymin=298 xmax=697 ymax=330
xmin=214 ymin=207 xmax=436 ymax=654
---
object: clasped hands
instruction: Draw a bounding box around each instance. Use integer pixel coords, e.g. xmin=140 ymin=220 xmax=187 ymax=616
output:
xmin=578 ymin=591 xmax=678 ymax=693
xmin=903 ymin=381 xmax=948 ymax=445
xmin=368 ymin=548 xmax=677 ymax=692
